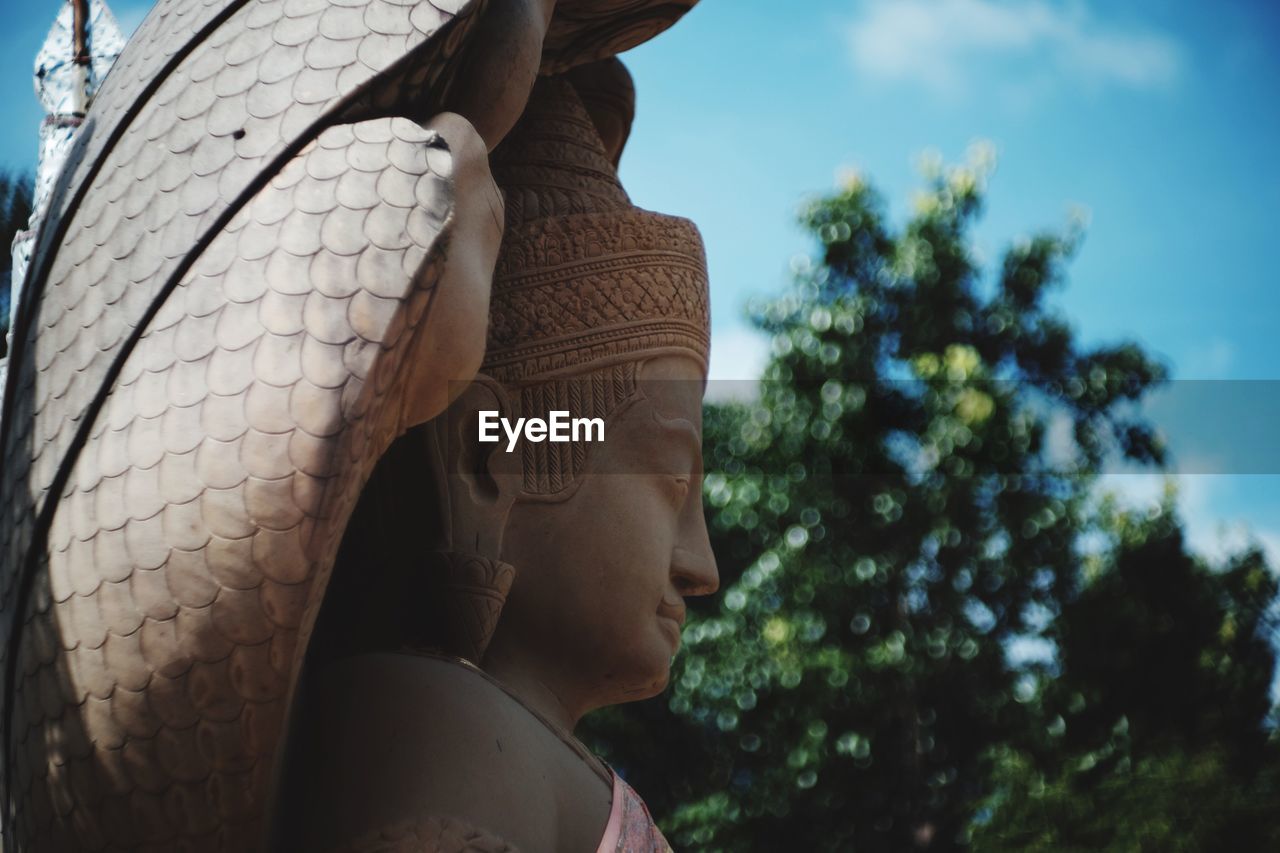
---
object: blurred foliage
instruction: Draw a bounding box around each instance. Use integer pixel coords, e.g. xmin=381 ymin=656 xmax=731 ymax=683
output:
xmin=0 ymin=169 xmax=34 ymax=359
xmin=974 ymin=501 xmax=1280 ymax=850
xmin=582 ymin=148 xmax=1279 ymax=850
xmin=975 ymin=743 xmax=1280 ymax=851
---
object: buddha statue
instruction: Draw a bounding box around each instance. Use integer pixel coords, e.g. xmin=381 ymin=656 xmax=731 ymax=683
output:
xmin=275 ymin=65 xmax=718 ymax=851
xmin=0 ymin=0 xmax=712 ymax=848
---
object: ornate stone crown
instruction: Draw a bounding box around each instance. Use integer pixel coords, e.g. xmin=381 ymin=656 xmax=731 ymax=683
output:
xmin=484 ymin=73 xmax=710 ymax=386
xmin=482 ymin=73 xmax=710 ymax=496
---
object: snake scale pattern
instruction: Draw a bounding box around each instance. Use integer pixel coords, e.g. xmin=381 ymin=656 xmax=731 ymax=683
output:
xmin=0 ymin=0 xmax=486 ymax=847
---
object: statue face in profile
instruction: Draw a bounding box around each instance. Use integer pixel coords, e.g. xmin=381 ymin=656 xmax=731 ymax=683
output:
xmin=267 ymin=53 xmax=714 ymax=853
xmin=486 ymin=354 xmax=718 ymax=717
xmin=421 ymin=67 xmax=722 ymax=727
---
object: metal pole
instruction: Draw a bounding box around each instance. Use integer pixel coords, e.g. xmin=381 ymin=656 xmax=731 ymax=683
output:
xmin=70 ymin=0 xmax=90 ymax=114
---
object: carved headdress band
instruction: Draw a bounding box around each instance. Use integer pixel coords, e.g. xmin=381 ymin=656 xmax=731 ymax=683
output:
xmin=482 ymin=210 xmax=710 ymax=384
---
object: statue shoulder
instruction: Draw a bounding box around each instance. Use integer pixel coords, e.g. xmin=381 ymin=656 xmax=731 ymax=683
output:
xmin=277 ymin=653 xmax=610 ymax=852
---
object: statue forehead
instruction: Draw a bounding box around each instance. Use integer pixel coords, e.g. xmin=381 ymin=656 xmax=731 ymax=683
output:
xmin=598 ymin=359 xmax=707 ymax=470
xmin=636 ymin=356 xmax=707 ymax=420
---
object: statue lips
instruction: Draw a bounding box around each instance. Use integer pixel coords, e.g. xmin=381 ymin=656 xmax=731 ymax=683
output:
xmin=657 ymin=596 xmax=687 ymax=649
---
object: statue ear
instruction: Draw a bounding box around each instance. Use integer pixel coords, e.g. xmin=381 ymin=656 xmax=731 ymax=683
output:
xmin=437 ymin=375 xmax=521 ymax=558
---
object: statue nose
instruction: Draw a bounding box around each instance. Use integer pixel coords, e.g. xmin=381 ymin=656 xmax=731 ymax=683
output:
xmin=671 ymin=498 xmax=719 ymax=597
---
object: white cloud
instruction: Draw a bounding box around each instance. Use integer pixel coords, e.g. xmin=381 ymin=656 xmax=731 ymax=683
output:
xmin=1096 ymin=473 xmax=1280 ymax=568
xmin=1043 ymin=408 xmax=1079 ymax=470
xmin=1180 ymin=337 xmax=1236 ymax=379
xmin=706 ymin=325 xmax=770 ymax=402
xmin=1175 ymin=475 xmax=1280 ymax=569
xmin=847 ymin=0 xmax=1182 ymax=97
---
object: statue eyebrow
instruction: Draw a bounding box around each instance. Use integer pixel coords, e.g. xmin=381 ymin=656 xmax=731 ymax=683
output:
xmin=649 ymin=410 xmax=702 ymax=467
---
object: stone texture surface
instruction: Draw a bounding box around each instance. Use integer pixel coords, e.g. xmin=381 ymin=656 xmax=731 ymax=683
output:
xmin=7 ymin=115 xmax=457 ymax=851
xmin=340 ymin=813 xmax=517 ymax=853
xmin=0 ymin=1 xmax=704 ymax=849
xmin=0 ymin=0 xmax=482 ymax=845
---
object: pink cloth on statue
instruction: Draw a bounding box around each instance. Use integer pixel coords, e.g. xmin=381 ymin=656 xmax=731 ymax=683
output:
xmin=597 ymin=770 xmax=673 ymax=853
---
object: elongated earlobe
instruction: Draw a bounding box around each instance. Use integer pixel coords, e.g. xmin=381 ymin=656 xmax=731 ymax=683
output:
xmin=433 ymin=551 xmax=517 ymax=663
xmin=426 ymin=375 xmax=522 ymax=561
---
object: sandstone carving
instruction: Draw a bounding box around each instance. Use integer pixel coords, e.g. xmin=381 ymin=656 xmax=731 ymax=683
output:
xmin=279 ymin=66 xmax=717 ymax=852
xmin=0 ymin=1 xmax=710 ymax=850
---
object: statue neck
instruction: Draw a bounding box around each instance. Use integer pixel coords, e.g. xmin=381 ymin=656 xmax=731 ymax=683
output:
xmin=483 ymin=641 xmax=591 ymax=733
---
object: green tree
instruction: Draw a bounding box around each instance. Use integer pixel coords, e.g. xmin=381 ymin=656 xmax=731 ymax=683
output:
xmin=1 ymin=169 xmax=35 ymax=359
xmin=974 ymin=497 xmax=1280 ymax=850
xmin=583 ymin=149 xmax=1203 ymax=850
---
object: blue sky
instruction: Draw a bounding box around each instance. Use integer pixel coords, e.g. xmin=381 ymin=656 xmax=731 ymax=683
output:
xmin=2 ymin=0 xmax=1278 ymax=564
